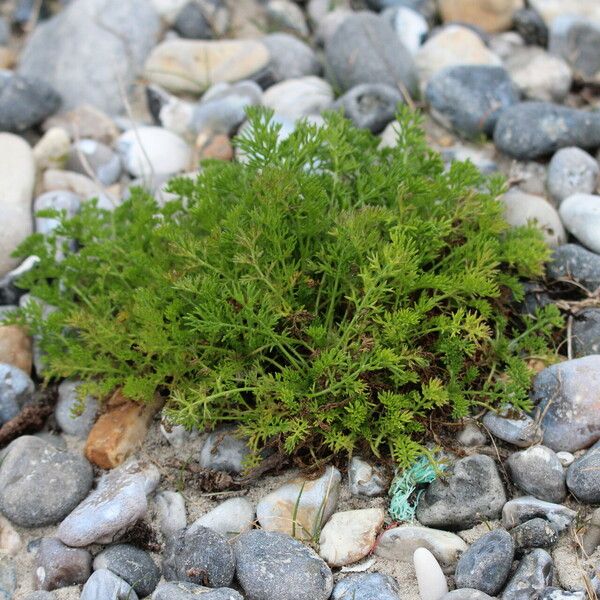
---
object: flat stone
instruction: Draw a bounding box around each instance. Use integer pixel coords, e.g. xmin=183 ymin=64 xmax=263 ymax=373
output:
xmin=455 ymin=529 xmax=514 ymax=595
xmin=55 ymin=380 xmax=98 ymax=438
xmin=57 ymin=460 xmax=160 ymax=546
xmin=332 ymin=573 xmax=402 ymax=600
xmin=319 ymin=508 xmax=385 ymax=567
xmin=199 ymin=428 xmax=253 ymax=473
xmin=416 ymin=454 xmax=507 ymax=530
xmin=566 ymin=440 xmax=600 ymax=504
xmin=263 ymin=76 xmax=333 ymax=120
xmin=256 ymin=466 xmax=341 ymax=539
xmin=482 ymin=409 xmax=542 ymax=447
xmin=190 ymin=497 xmax=254 ymax=538
xmin=262 ymin=33 xmax=321 ymax=83
xmin=532 ymin=355 xmax=600 ymax=452
xmin=374 ymin=525 xmax=467 ymax=572
xmin=438 ymin=0 xmax=523 ymax=33
xmin=152 ymin=582 xmax=243 ymax=600
xmin=502 ymin=549 xmax=553 ymax=600
xmin=547 ymin=147 xmax=598 ymax=205
xmin=235 ymin=530 xmax=333 ymax=600
xmin=35 ymin=537 xmax=91 ymax=591
xmin=547 ymin=244 xmax=600 ymax=291
xmin=414 ymin=547 xmax=448 ymax=600
xmin=559 ymin=194 xmax=600 ymax=254
xmin=0 ymin=436 xmax=93 ymax=528
xmin=510 ymin=518 xmax=559 ymax=554
xmin=572 ymin=308 xmax=600 ymax=356
xmin=81 ymin=569 xmax=138 ymax=600
xmin=502 ymin=497 xmax=576 ymax=532
xmin=348 ymin=457 xmax=388 ymax=497
xmin=154 ymin=490 xmax=187 ymax=538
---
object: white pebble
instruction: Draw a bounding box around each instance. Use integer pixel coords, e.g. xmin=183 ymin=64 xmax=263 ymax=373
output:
xmin=413 ymin=547 xmax=448 ymax=600
xmin=556 ymin=451 xmax=575 ymax=467
xmin=155 ymin=490 xmax=186 ymax=538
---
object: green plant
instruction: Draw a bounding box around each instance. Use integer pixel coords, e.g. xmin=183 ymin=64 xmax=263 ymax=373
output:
xmin=10 ymin=107 xmax=562 ymax=466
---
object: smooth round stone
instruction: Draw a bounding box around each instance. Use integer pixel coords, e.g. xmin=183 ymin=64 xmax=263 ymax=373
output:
xmin=332 ymin=573 xmax=402 ymax=600
xmin=502 ymin=549 xmax=553 ymax=600
xmin=505 ymin=47 xmax=572 ymax=103
xmin=441 ymin=145 xmax=498 ymax=174
xmin=457 ymin=422 xmax=487 ymax=447
xmin=262 ymin=33 xmax=321 ymax=83
xmin=440 ymin=591 xmax=495 ymax=600
xmin=266 ymin=0 xmax=309 ymax=36
xmin=190 ymin=497 xmax=254 ymax=538
xmin=415 ymin=25 xmax=501 ymax=89
xmin=314 ymin=8 xmax=353 ymax=46
xmin=455 ymin=530 xmax=514 ymax=595
xmin=532 ymin=355 xmax=600 ymax=452
xmin=0 ymin=436 xmax=93 ymax=528
xmin=163 ymin=525 xmax=234 ymax=587
xmin=414 ymin=547 xmax=448 ymax=600
xmin=348 ymin=456 xmax=388 ymax=497
xmin=383 ymin=6 xmax=428 ymax=55
xmin=560 ymin=194 xmax=600 ymax=254
xmin=513 ymin=7 xmax=548 ymax=46
xmin=494 ymin=102 xmax=600 ymax=160
xmin=173 ymin=0 xmax=229 ymax=39
xmin=81 ymin=569 xmax=138 ymax=600
xmin=510 ymin=517 xmax=559 ymax=554
xmin=557 ymin=451 xmax=575 ymax=467
xmin=566 ymin=440 xmax=600 ymax=504
xmin=199 ymin=428 xmax=252 ymax=473
xmin=325 ymin=11 xmax=418 ymax=96
xmin=426 ymin=65 xmax=518 ymax=138
xmin=416 ymin=454 xmax=506 ymax=530
xmin=334 ymin=83 xmax=404 ymax=133
xmin=262 ymin=77 xmax=333 ymax=120
xmin=153 ymin=582 xmax=243 ymax=600
xmin=530 ymin=0 xmax=600 ymax=24
xmin=117 ymin=127 xmax=190 ymax=178
xmin=0 ymin=72 xmax=60 ymax=132
xmin=145 ymin=39 xmax=270 ymax=94
xmin=547 ymin=244 xmax=600 ymax=291
xmin=506 ymin=445 xmax=567 ymax=503
xmin=55 ymin=380 xmax=98 ymax=438
xmin=367 ymin=0 xmax=437 ymax=22
xmin=66 ymin=139 xmax=122 ymax=186
xmin=547 ymin=148 xmax=598 ymax=205
xmin=572 ymin=308 xmax=600 ymax=356
xmin=0 ymin=363 xmax=34 ymax=424
xmin=154 ymin=490 xmax=187 ymax=538
xmin=35 ymin=537 xmax=91 ymax=591
xmin=33 ymin=191 xmax=80 ymax=237
xmin=94 ymin=544 xmax=160 ymax=597
xmin=438 ymin=0 xmax=523 ymax=33
xmin=235 ymin=530 xmax=333 ymax=600
xmin=502 ymin=497 xmax=576 ymax=532
xmin=32 ymin=127 xmax=70 ymax=170
xmin=0 ymin=133 xmax=35 ymax=278
xmin=501 ymin=189 xmax=565 ymax=247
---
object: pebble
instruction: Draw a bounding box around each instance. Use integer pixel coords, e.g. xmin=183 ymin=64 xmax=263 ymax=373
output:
xmin=334 ymin=83 xmax=404 ymax=133
xmin=541 ymin=589 xmax=586 ymax=600
xmin=506 ymin=445 xmax=566 ymax=503
xmin=190 ymin=497 xmax=254 ymax=538
xmin=262 ymin=33 xmax=321 ymax=83
xmin=556 ymin=452 xmax=575 ymax=467
xmin=582 ymin=508 xmax=600 ymax=555
xmin=263 ymin=77 xmax=333 ymax=120
xmin=57 ymin=460 xmax=160 ymax=546
xmin=256 ymin=466 xmax=341 ymax=538
xmin=505 ymin=47 xmax=572 ymax=103
xmin=44 ymin=104 xmax=119 ymax=145
xmin=0 ymin=555 xmax=16 ymax=600
xmin=384 ymin=7 xmax=428 ymax=55
xmin=426 ymin=65 xmax=519 ymax=138
xmin=489 ymin=31 xmax=525 ymax=61
xmin=483 ymin=409 xmax=542 ymax=447
xmin=414 ymin=547 xmax=448 ymax=600
xmin=374 ymin=525 xmax=467 ymax=571
xmin=513 ymin=7 xmax=548 ymax=46
xmin=42 ymin=169 xmax=113 ymax=208
xmin=154 ymin=490 xmax=187 ymax=538
xmin=35 ymin=537 xmax=91 ymax=591
xmin=416 ymin=454 xmax=507 ymax=530
xmin=18 ymin=0 xmax=160 ymax=114
xmin=266 ymin=0 xmax=309 ymax=37
xmin=566 ymin=440 xmax=600 ymax=504
xmin=66 ymin=139 xmax=122 ymax=186
xmin=32 ymin=127 xmax=71 ymax=171
xmin=0 ymin=362 xmax=34 ymax=425
xmin=0 ymin=435 xmax=93 ymax=528
xmin=163 ymin=525 xmax=235 ymax=587
xmin=333 ymin=573 xmax=401 ymax=600
xmin=314 ymin=9 xmax=352 ymax=46
xmin=502 ymin=497 xmax=576 ymax=532
xmin=199 ymin=428 xmax=253 ymax=473
xmin=547 ymin=147 xmax=598 ymax=205
xmin=152 ymin=582 xmax=243 ymax=600
xmin=548 ymin=243 xmax=600 ymax=291
xmin=348 ymin=457 xmax=388 ymax=497
xmin=0 ymin=133 xmax=35 ymax=278
xmin=559 ymin=194 xmax=600 ymax=254
xmin=325 ymin=11 xmax=418 ymax=96
xmin=33 ymin=191 xmax=81 ymax=240
xmin=318 ymin=508 xmax=384 ymax=567
xmin=94 ymin=544 xmax=160 ymax=597
xmin=502 ymin=549 xmax=553 ymax=600
xmin=55 ymin=380 xmax=98 ymax=438
xmin=438 ymin=0 xmax=523 ymax=33
xmin=145 ymin=39 xmax=270 ymax=94
xmin=235 ymin=530 xmax=333 ymax=600
xmin=0 ymin=516 xmax=21 ymax=556
xmin=455 ymin=529 xmax=514 ymax=595
xmin=572 ymin=308 xmax=600 ymax=356
xmin=441 ymin=592 xmax=495 ymax=600
xmin=457 ymin=422 xmax=487 ymax=447
xmin=173 ymin=0 xmax=229 ymax=39
xmin=532 ymin=355 xmax=600 ymax=452
xmin=441 ymin=145 xmax=498 ymax=174
xmin=415 ymin=25 xmax=501 ymax=89
xmin=510 ymin=518 xmax=559 ymax=554
xmin=0 ymin=72 xmax=60 ymax=132
xmin=529 ymin=0 xmax=600 ymax=24
xmin=81 ymin=569 xmax=138 ymax=600
xmin=493 ymin=102 xmax=600 ymax=160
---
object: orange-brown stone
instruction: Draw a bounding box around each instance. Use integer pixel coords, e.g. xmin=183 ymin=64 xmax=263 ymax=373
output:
xmin=0 ymin=325 xmax=32 ymax=374
xmin=197 ymin=133 xmax=234 ymax=162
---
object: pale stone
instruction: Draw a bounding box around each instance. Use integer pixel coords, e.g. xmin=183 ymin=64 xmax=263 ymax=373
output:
xmin=43 ymin=104 xmax=119 ymax=145
xmin=145 ymin=39 xmax=270 ymax=94
xmin=559 ymin=194 xmax=600 ymax=254
xmin=191 ymin=497 xmax=255 ymax=538
xmin=42 ymin=169 xmax=118 ymax=210
xmin=319 ymin=508 xmax=385 ymax=567
xmin=414 ymin=547 xmax=449 ymax=600
xmin=0 ymin=517 xmax=21 ymax=556
xmin=32 ymin=127 xmax=71 ymax=171
xmin=439 ymin=0 xmax=524 ymax=33
xmin=262 ymin=77 xmax=334 ymax=119
xmin=529 ymin=0 xmax=600 ymax=25
xmin=154 ymin=490 xmax=186 ymax=538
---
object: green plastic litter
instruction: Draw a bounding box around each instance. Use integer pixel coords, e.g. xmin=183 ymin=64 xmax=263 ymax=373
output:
xmin=388 ymin=455 xmax=446 ymax=522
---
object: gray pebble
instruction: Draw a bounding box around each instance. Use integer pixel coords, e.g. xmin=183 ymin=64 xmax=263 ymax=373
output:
xmin=0 ymin=363 xmax=34 ymax=424
xmin=152 ymin=582 xmax=243 ymax=600
xmin=482 ymin=410 xmax=541 ymax=448
xmin=199 ymin=428 xmax=252 ymax=474
xmin=547 ymin=244 xmax=600 ymax=291
xmin=547 ymin=147 xmax=598 ymax=205
xmin=502 ymin=549 xmax=553 ymax=600
xmin=566 ymin=440 xmax=600 ymax=504
xmin=457 ymin=422 xmax=487 ymax=447
xmin=510 ymin=518 xmax=559 ymax=554
xmin=440 ymin=591 xmax=495 ymax=600
xmin=332 ymin=573 xmax=401 ymax=600
xmin=348 ymin=457 xmax=388 ymax=497
xmin=81 ymin=569 xmax=138 ymax=600
xmin=35 ymin=537 xmax=91 ymax=591
xmin=502 ymin=497 xmax=576 ymax=532
xmin=66 ymin=139 xmax=122 ymax=186
xmin=262 ymin=33 xmax=321 ymax=83
xmin=541 ymin=589 xmax=586 ymax=600
xmin=572 ymin=308 xmax=600 ymax=357
xmin=55 ymin=380 xmax=98 ymax=438
xmin=513 ymin=8 xmax=548 ymax=46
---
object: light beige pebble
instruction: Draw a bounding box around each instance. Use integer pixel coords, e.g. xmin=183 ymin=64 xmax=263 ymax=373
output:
xmin=33 ymin=127 xmax=71 ymax=171
xmin=438 ymin=0 xmax=524 ymax=33
xmin=414 ymin=547 xmax=449 ymax=600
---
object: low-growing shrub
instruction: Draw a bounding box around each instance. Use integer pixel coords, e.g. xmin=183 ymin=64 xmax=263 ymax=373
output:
xmin=12 ymin=107 xmax=561 ymax=466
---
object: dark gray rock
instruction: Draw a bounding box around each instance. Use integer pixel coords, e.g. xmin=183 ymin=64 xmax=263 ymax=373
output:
xmin=325 ymin=12 xmax=418 ymax=96
xmin=332 ymin=573 xmax=401 ymax=600
xmin=35 ymin=538 xmax=91 ymax=591
xmin=454 ymin=529 xmax=514 ymax=595
xmin=173 ymin=1 xmax=227 ymax=39
xmin=235 ymin=530 xmax=333 ymax=600
xmin=426 ymin=65 xmax=519 ymax=138
xmin=506 ymin=445 xmax=566 ymax=503
xmin=81 ymin=569 xmax=138 ymax=600
xmin=94 ymin=544 xmax=160 ymax=597
xmin=532 ymin=355 xmax=600 ymax=452
xmin=502 ymin=497 xmax=576 ymax=532
xmin=502 ymin=549 xmax=553 ymax=600
xmin=482 ymin=409 xmax=542 ymax=448
xmin=510 ymin=518 xmax=559 ymax=555
xmin=572 ymin=309 xmax=600 ymax=357
xmin=416 ymin=454 xmax=506 ymax=530
xmin=0 ymin=72 xmax=60 ymax=132
xmin=566 ymin=440 xmax=600 ymax=503
xmin=163 ymin=525 xmax=235 ymax=588
xmin=152 ymin=582 xmax=243 ymax=600
xmin=0 ymin=363 xmax=34 ymax=424
xmin=199 ymin=428 xmax=252 ymax=473
xmin=547 ymin=147 xmax=599 ymax=205
xmin=0 ymin=435 xmax=93 ymax=527
xmin=262 ymin=33 xmax=321 ymax=84
xmin=513 ymin=8 xmax=548 ymax=47
xmin=548 ymin=244 xmax=600 ymax=291
xmin=493 ymin=102 xmax=600 ymax=160
xmin=334 ymin=83 xmax=403 ymax=133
